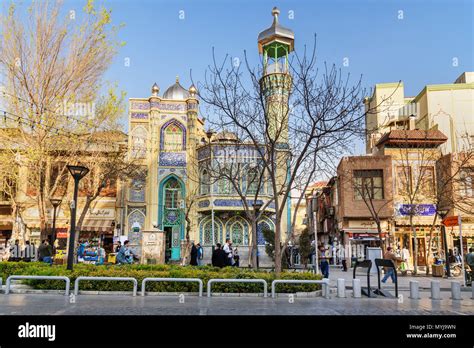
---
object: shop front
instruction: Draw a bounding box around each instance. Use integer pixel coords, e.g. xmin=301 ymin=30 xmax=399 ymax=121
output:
xmin=342 ymin=220 xmax=388 ymax=261
xmin=78 ymin=219 xmax=115 ymax=254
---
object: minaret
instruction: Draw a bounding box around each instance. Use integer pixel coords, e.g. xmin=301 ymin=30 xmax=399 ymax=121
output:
xmin=258 ymin=7 xmax=294 ymax=148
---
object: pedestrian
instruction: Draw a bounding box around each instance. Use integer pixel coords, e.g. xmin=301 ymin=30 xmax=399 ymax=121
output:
xmin=22 ymin=240 xmax=36 ymax=262
xmin=211 ymin=243 xmax=226 ymax=268
xmin=466 ymin=248 xmax=474 ymax=269
xmin=8 ymin=239 xmax=21 ymax=262
xmin=319 ymin=245 xmax=329 ymax=278
xmin=233 ymin=246 xmax=240 ymax=267
xmin=381 ymin=246 xmax=403 ymax=283
xmin=38 ymin=240 xmax=53 ymax=265
xmin=190 ymin=242 xmax=198 ymax=266
xmin=116 ymin=240 xmax=134 ymax=264
xmin=97 ymin=246 xmax=106 ymax=265
xmin=77 ymin=239 xmax=86 ymax=263
xmin=115 ymin=241 xmax=122 ymax=253
xmin=196 ymin=243 xmax=204 ymax=266
xmin=223 ymin=239 xmax=234 ymax=266
xmin=340 ymin=244 xmax=347 ymax=272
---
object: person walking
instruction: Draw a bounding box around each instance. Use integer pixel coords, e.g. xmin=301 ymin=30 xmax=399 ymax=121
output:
xmin=211 ymin=243 xmax=226 ymax=268
xmin=190 ymin=243 xmax=198 ymax=266
xmin=319 ymin=245 xmax=329 ymax=278
xmin=381 ymin=246 xmax=403 ymax=283
xmin=38 ymin=240 xmax=53 ymax=265
xmin=196 ymin=243 xmax=204 ymax=266
xmin=233 ymin=246 xmax=240 ymax=267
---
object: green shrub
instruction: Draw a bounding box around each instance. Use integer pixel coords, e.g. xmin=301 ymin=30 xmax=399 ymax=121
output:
xmin=0 ymin=262 xmax=322 ymax=293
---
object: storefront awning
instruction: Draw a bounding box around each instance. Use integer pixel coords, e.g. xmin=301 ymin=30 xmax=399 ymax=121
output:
xmin=80 ymin=219 xmax=114 ymax=233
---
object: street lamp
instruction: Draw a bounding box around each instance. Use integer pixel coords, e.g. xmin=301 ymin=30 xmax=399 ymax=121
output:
xmin=437 ymin=208 xmax=450 ymax=277
xmin=66 ymin=165 xmax=89 ymax=271
xmin=252 ymin=201 xmax=263 ymax=269
xmin=206 ymin=130 xmax=215 ymax=247
xmin=49 ymin=198 xmax=62 ymax=246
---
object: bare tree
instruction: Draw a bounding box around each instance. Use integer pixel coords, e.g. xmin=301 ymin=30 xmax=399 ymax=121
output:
xmin=197 ymin=37 xmax=373 ymax=274
xmin=0 ymin=0 xmax=124 ymax=241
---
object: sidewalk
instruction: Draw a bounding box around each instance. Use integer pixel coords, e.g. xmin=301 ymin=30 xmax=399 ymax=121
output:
xmin=325 ymin=265 xmax=466 ymax=290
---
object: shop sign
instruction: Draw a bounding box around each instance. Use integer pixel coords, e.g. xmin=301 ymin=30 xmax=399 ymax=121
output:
xmin=87 ymin=208 xmax=115 ymax=218
xmin=442 ymin=216 xmax=460 ymax=227
xmin=57 ymin=231 xmax=68 ymax=238
xmin=396 ymin=204 xmax=436 ymax=216
xmin=348 ymin=220 xmax=388 ymax=230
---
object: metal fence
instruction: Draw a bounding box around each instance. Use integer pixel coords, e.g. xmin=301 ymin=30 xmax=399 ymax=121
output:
xmin=141 ymin=277 xmax=203 ymax=297
xmin=207 ymin=278 xmax=268 ymax=297
xmin=271 ymin=279 xmax=330 ymax=298
xmin=74 ymin=276 xmax=138 ymax=296
xmin=5 ymin=275 xmax=70 ymax=296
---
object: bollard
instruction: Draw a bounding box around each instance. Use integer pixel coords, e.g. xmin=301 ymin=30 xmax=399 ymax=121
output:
xmin=337 ymin=278 xmax=346 ymax=298
xmin=430 ymin=280 xmax=441 ymax=300
xmin=352 ymin=278 xmax=361 ymax=298
xmin=451 ymin=281 xmax=462 ymax=300
xmin=409 ymin=280 xmax=420 ymax=299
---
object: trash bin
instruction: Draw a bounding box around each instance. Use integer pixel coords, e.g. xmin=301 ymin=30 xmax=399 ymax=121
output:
xmin=432 ymin=264 xmax=443 ymax=277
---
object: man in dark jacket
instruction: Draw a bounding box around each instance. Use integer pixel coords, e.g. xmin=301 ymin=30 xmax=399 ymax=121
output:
xmin=211 ymin=243 xmax=226 ymax=268
xmin=38 ymin=240 xmax=53 ymax=265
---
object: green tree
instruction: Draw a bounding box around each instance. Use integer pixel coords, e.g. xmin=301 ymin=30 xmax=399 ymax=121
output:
xmin=298 ymin=228 xmax=311 ymax=269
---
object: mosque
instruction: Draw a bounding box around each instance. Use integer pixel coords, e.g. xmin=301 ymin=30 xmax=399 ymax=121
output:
xmin=125 ymin=8 xmax=293 ymax=265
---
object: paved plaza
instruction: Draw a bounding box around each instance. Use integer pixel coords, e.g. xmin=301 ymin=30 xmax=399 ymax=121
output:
xmin=0 ymin=289 xmax=472 ymax=316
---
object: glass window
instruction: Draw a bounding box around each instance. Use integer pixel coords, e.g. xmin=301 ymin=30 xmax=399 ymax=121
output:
xmin=419 ymin=166 xmax=435 ymax=197
xmin=200 ymin=170 xmax=210 ymax=195
xmin=163 ymin=123 xmax=183 ymax=151
xmin=460 ymin=167 xmax=474 ymax=197
xmin=231 ymin=223 xmax=243 ymax=245
xmin=247 ymin=167 xmax=260 ymax=194
xmin=353 ymin=170 xmax=384 ymax=200
xmin=164 ymin=178 xmax=181 ymax=209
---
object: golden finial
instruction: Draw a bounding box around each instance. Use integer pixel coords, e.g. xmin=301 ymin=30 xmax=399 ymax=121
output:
xmin=189 ymin=84 xmax=197 ymax=97
xmin=272 ymin=7 xmax=280 ymax=23
xmin=151 ymin=82 xmax=159 ymax=96
xmin=176 ymin=75 xmax=179 ymax=83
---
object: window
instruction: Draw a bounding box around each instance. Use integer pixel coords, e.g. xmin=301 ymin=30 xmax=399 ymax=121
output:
xmin=131 ymin=126 xmax=147 ymax=159
xmin=246 ymin=167 xmax=260 ymax=194
xmin=460 ymin=167 xmax=474 ymax=197
xmin=200 ymin=170 xmax=210 ymax=195
xmin=419 ymin=166 xmax=435 ymax=197
xmin=162 ymin=123 xmax=184 ymax=151
xmin=353 ymin=170 xmax=384 ymax=200
xmin=230 ymin=223 xmax=243 ymax=245
xmin=396 ymin=166 xmax=412 ymax=196
xmin=203 ymin=220 xmax=221 ymax=245
xmin=164 ymin=178 xmax=181 ymax=209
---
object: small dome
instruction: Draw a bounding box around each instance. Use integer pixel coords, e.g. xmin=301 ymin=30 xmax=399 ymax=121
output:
xmin=151 ymin=83 xmax=160 ymax=96
xmin=213 ymin=131 xmax=239 ymax=143
xmin=163 ymin=76 xmax=190 ymax=100
xmin=189 ymin=84 xmax=197 ymax=97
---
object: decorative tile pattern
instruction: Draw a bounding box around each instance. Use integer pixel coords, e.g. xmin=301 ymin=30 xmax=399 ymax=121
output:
xmin=187 ymin=103 xmax=198 ymax=110
xmin=131 ymin=112 xmax=149 ymax=119
xmin=198 ymin=200 xmax=210 ymax=208
xmin=159 ymin=152 xmax=186 ymax=167
xmin=214 ymin=199 xmax=264 ymax=207
xmin=130 ymin=101 xmax=150 ymax=110
xmin=197 ymin=146 xmax=211 ymax=161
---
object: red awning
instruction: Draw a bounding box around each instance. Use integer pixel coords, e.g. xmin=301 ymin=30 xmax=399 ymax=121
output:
xmin=80 ymin=219 xmax=113 ymax=232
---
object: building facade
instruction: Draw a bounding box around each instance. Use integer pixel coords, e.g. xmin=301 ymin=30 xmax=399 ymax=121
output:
xmin=124 ymin=8 xmax=293 ymax=265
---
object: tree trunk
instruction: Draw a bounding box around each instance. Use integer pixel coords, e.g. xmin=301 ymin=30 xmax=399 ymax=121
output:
xmin=425 ymin=214 xmax=438 ymax=275
xmin=410 ymin=214 xmax=418 ymax=275
xmin=274 ymin=216 xmax=282 ymax=275
xmin=249 ymin=217 xmax=257 ymax=268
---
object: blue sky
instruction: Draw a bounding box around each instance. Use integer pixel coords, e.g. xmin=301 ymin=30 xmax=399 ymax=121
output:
xmin=2 ymin=0 xmax=473 ymax=154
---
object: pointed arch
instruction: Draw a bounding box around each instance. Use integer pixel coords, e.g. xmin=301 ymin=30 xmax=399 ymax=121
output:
xmin=225 ymin=215 xmax=250 ymax=246
xmin=199 ymin=215 xmax=224 ymax=246
xmin=160 ymin=119 xmax=186 ymax=151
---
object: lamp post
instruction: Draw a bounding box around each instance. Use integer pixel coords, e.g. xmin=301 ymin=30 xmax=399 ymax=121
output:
xmin=437 ymin=209 xmax=450 ymax=278
xmin=252 ymin=201 xmax=263 ymax=269
xmin=49 ymin=198 xmax=62 ymax=246
xmin=206 ymin=130 xmax=215 ymax=247
xmin=66 ymin=165 xmax=89 ymax=271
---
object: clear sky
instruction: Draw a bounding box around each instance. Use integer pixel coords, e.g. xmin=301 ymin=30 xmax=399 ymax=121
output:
xmin=2 ymin=0 xmax=473 ymax=154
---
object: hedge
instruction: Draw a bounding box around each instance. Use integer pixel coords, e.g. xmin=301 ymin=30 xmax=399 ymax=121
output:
xmin=0 ymin=262 xmax=322 ymax=293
